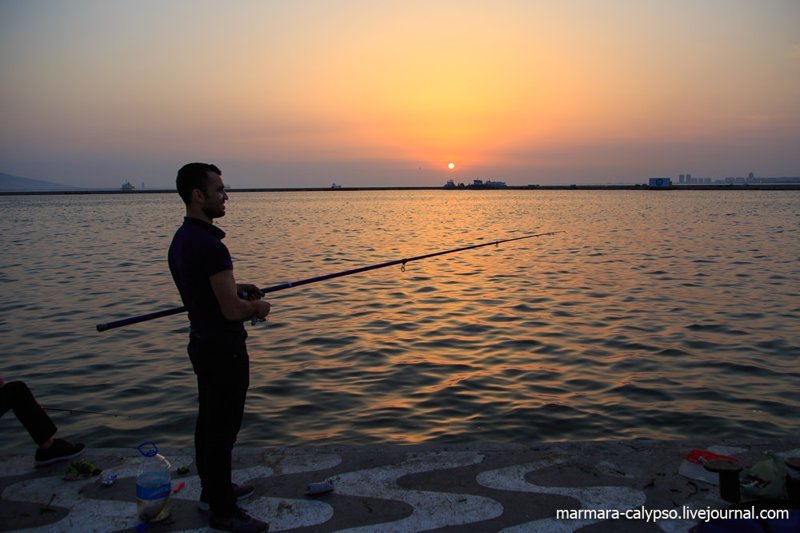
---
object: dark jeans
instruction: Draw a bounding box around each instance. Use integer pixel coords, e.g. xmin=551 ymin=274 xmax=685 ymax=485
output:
xmin=0 ymin=381 xmax=57 ymax=446
xmin=188 ymin=335 xmax=250 ymax=516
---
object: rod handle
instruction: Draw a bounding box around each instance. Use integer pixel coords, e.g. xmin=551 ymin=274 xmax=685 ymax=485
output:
xmin=96 ymin=306 xmax=186 ymax=332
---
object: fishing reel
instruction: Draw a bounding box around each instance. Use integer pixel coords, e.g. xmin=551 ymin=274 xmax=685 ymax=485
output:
xmin=238 ymin=288 xmax=267 ymax=326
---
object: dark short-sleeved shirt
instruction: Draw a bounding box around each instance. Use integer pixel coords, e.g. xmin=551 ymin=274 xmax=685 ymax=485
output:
xmin=168 ymin=217 xmax=246 ymax=343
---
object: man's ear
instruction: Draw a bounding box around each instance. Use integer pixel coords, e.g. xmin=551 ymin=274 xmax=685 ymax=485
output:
xmin=190 ymin=187 xmax=205 ymax=205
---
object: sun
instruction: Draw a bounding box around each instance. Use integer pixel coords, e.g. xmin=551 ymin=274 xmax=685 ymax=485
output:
xmin=448 ymin=162 xmax=455 ymax=170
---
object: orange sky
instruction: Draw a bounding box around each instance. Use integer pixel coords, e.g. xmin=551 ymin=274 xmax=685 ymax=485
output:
xmin=1 ymin=1 xmax=799 ymax=187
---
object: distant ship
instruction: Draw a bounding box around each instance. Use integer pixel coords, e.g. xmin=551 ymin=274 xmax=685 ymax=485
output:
xmin=470 ymin=179 xmax=507 ymax=189
xmin=121 ymin=180 xmax=135 ymax=191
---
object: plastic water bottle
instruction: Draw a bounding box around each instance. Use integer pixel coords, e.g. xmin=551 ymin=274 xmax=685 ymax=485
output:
xmin=136 ymin=442 xmax=172 ymax=522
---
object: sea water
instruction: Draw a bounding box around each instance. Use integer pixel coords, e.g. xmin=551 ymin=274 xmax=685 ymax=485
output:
xmin=1 ymin=190 xmax=798 ymax=450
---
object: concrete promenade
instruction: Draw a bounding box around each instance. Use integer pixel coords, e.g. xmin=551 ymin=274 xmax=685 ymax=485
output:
xmin=1 ymin=439 xmax=798 ymax=532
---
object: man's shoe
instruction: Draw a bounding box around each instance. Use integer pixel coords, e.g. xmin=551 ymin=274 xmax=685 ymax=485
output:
xmin=34 ymin=439 xmax=86 ymax=467
xmin=198 ymin=483 xmax=255 ymax=511
xmin=209 ymin=506 xmax=269 ymax=532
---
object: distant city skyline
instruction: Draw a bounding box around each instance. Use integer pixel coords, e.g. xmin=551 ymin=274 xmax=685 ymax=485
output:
xmin=2 ymin=1 xmax=799 ymax=189
xmin=4 ymin=169 xmax=799 ymax=193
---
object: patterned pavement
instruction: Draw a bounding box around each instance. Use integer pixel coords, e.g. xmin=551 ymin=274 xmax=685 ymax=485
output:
xmin=1 ymin=439 xmax=798 ymax=532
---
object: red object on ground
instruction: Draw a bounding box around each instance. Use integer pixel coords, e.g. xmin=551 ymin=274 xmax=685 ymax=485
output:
xmin=685 ymin=449 xmax=740 ymax=465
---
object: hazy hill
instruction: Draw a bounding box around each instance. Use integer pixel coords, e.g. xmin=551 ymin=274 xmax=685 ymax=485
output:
xmin=0 ymin=172 xmax=80 ymax=192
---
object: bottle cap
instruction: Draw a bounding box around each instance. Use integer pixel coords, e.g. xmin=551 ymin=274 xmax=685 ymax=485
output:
xmin=138 ymin=442 xmax=159 ymax=457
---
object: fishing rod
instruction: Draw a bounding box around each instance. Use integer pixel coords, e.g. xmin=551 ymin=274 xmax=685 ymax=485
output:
xmin=96 ymin=231 xmax=563 ymax=332
xmin=42 ymin=406 xmax=128 ymax=418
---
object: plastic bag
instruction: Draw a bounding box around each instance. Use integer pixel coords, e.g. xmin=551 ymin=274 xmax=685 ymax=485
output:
xmin=741 ymin=452 xmax=786 ymax=500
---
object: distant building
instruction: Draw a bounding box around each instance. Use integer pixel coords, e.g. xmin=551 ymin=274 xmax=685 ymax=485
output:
xmin=443 ymin=179 xmax=456 ymax=189
xmin=121 ymin=180 xmax=135 ymax=191
xmin=648 ymin=177 xmax=672 ymax=188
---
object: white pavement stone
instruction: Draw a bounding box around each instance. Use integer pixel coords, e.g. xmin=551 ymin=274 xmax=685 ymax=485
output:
xmin=477 ymin=459 xmax=645 ymax=532
xmin=335 ymin=451 xmax=504 ymax=532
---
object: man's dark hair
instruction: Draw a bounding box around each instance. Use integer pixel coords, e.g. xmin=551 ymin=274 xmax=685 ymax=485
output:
xmin=176 ymin=162 xmax=221 ymax=205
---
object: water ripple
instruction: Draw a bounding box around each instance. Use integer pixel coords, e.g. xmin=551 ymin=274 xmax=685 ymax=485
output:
xmin=2 ymin=190 xmax=799 ymax=451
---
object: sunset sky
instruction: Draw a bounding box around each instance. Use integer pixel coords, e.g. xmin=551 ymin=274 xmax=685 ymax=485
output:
xmin=1 ymin=0 xmax=799 ymax=188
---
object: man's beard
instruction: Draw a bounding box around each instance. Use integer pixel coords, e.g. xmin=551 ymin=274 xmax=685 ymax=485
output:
xmin=202 ymin=201 xmax=225 ymax=220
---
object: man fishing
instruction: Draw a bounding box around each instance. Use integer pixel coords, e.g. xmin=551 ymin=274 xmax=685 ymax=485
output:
xmin=168 ymin=162 xmax=270 ymax=533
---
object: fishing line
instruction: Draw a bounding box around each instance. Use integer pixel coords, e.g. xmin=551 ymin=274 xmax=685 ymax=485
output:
xmin=42 ymin=406 xmax=128 ymax=418
xmin=96 ymin=231 xmax=564 ymax=332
